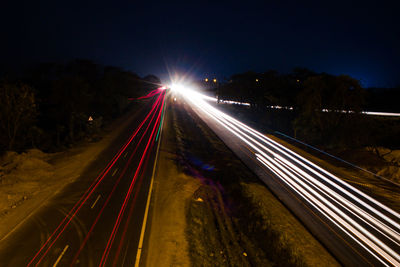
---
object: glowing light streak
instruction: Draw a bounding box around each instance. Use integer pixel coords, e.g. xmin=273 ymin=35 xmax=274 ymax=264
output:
xmin=156 ymin=95 xmax=166 ymax=142
xmin=28 ymin=93 xmax=163 ymax=266
xmin=274 ymin=131 xmax=397 ymax=183
xmin=207 ymin=104 xmax=400 ymax=241
xmin=196 ymin=99 xmax=400 ymax=245
xmin=361 ymin=111 xmax=400 ymax=117
xmin=274 ymin=155 xmax=400 ymax=246
xmin=220 ymin=100 xmax=251 ymax=106
xmin=69 ymin=93 xmax=165 ymax=265
xmin=256 ymin=154 xmax=391 ymax=267
xmin=130 ymin=89 xmax=162 ymax=100
xmin=99 ymin=92 xmax=165 ymax=267
xmin=217 ymin=105 xmax=400 ymax=224
xmin=216 ymin=99 xmax=400 ymax=117
xmin=175 ymin=86 xmax=400 ymax=266
xmin=112 ymin=135 xmax=156 ymax=266
xmin=267 ymin=156 xmax=400 ymax=264
xmin=111 ymin=92 xmax=165 ymax=265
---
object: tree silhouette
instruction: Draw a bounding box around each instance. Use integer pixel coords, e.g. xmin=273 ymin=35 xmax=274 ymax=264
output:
xmin=294 ymin=74 xmax=365 ymax=147
xmin=0 ymin=81 xmax=37 ymax=150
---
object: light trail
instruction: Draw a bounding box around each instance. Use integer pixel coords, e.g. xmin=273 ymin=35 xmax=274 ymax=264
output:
xmin=99 ymin=91 xmax=165 ymax=267
xmin=112 ymin=135 xmax=154 ymax=266
xmin=174 ymin=86 xmax=400 ymax=266
xmin=217 ymin=98 xmax=400 ymax=117
xmin=110 ymin=92 xmax=165 ymax=266
xmin=361 ymin=111 xmax=400 ymax=117
xmin=69 ymin=92 xmax=165 ymax=266
xmin=28 ymin=91 xmax=164 ymax=266
xmin=128 ymin=86 xmax=166 ymax=101
xmin=274 ymin=131 xmax=400 ymax=186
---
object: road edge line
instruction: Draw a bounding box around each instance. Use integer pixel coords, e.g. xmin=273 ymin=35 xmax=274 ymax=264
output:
xmin=134 ymin=96 xmax=166 ymax=267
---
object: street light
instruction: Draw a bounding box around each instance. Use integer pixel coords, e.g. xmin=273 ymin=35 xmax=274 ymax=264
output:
xmin=213 ymin=78 xmax=217 ymax=83
xmin=205 ymin=78 xmax=209 ymax=82
xmin=256 ymin=79 xmax=259 ymax=82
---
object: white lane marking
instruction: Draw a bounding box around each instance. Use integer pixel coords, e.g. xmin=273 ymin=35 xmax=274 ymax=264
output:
xmin=53 ymin=245 xmax=69 ymax=267
xmin=111 ymin=167 xmax=119 ymax=177
xmin=91 ymin=195 xmax=101 ymax=209
xmin=134 ymin=101 xmax=166 ymax=267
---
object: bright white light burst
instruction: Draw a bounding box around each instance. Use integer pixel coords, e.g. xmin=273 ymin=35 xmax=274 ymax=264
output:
xmin=170 ymin=84 xmax=185 ymax=93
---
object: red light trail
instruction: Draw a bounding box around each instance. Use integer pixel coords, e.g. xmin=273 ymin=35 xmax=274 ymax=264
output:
xmin=99 ymin=92 xmax=165 ymax=266
xmin=27 ymin=89 xmax=165 ymax=266
xmin=128 ymin=87 xmax=166 ymax=101
xmin=69 ymin=91 xmax=165 ymax=266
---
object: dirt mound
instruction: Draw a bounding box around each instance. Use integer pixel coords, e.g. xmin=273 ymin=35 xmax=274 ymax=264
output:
xmin=383 ymin=150 xmax=400 ymax=164
xmin=364 ymin=147 xmax=400 ymax=183
xmin=1 ymin=149 xmax=51 ymax=173
xmin=377 ymin=166 xmax=400 ymax=183
xmin=366 ymin=147 xmax=400 ymax=164
xmin=0 ymin=149 xmax=54 ymax=215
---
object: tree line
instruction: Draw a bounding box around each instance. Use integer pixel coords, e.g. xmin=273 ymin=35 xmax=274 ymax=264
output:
xmin=0 ymin=59 xmax=160 ymax=153
xmin=216 ymin=68 xmax=400 ymax=150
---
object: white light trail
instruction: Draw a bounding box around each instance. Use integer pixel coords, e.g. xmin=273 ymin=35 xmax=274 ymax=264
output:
xmin=361 ymin=111 xmax=400 ymax=117
xmin=216 ymin=99 xmax=400 ymax=117
xmin=174 ymin=86 xmax=400 ymax=266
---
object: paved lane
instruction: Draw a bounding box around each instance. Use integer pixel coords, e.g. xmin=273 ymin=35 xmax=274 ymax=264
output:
xmin=0 ymin=89 xmax=166 ymax=267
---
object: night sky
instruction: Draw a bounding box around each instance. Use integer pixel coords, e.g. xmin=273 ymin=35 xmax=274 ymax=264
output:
xmin=2 ymin=0 xmax=399 ymax=87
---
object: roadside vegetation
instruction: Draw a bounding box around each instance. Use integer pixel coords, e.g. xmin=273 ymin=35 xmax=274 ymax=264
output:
xmin=216 ymin=68 xmax=400 ymax=150
xmin=214 ymin=69 xmax=400 ymax=183
xmin=0 ymin=59 xmax=160 ymax=154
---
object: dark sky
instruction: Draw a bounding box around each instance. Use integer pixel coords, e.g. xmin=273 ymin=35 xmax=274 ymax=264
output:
xmin=1 ymin=0 xmax=399 ymax=87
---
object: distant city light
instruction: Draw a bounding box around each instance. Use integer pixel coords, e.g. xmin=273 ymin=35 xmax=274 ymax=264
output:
xmin=213 ymin=78 xmax=217 ymax=83
xmin=205 ymin=78 xmax=209 ymax=82
xmin=256 ymin=79 xmax=259 ymax=82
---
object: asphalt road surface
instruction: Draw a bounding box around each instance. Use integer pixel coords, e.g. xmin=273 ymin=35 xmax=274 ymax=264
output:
xmin=2 ymin=85 xmax=400 ymax=266
xmin=0 ymin=89 xmax=166 ymax=267
xmin=172 ymin=87 xmax=400 ymax=267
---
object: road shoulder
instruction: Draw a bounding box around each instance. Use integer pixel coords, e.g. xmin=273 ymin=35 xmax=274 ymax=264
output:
xmin=143 ymin=99 xmax=339 ymax=266
xmin=0 ymin=106 xmax=144 ymax=242
xmin=143 ymin=103 xmax=200 ymax=267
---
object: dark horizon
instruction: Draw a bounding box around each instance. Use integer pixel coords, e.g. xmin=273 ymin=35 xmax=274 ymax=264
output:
xmin=2 ymin=1 xmax=400 ymax=88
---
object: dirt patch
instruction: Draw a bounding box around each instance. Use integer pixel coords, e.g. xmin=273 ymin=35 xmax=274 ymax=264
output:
xmin=0 ymin=149 xmax=54 ymax=215
xmin=144 ymin=151 xmax=200 ymax=267
xmin=365 ymin=147 xmax=400 ymax=183
xmin=187 ymin=184 xmax=266 ymax=267
xmin=169 ymin=101 xmax=338 ymax=266
xmin=144 ymin=103 xmax=201 ymax=267
xmin=241 ymin=183 xmax=339 ymax=267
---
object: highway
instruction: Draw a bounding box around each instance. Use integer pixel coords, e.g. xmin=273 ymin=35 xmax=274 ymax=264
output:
xmin=1 ymin=83 xmax=399 ymax=266
xmin=0 ymin=89 xmax=166 ymax=266
xmin=172 ymin=85 xmax=400 ymax=266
